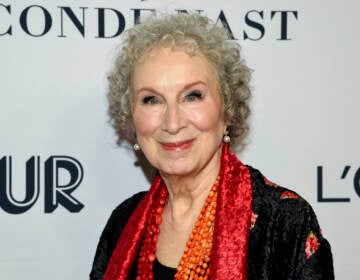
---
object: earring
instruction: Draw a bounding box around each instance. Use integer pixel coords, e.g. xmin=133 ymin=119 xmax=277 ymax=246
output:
xmin=133 ymin=143 xmax=140 ymax=151
xmin=223 ymin=135 xmax=231 ymax=143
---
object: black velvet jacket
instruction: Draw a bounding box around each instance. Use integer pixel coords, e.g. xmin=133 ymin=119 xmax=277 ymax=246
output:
xmin=90 ymin=166 xmax=334 ymax=279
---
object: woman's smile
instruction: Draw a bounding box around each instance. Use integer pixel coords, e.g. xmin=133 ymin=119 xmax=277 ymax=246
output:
xmin=159 ymin=139 xmax=195 ymax=152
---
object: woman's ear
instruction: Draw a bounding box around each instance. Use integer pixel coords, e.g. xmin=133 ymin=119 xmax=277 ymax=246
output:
xmin=223 ymin=126 xmax=228 ymax=135
xmin=223 ymin=121 xmax=231 ymax=135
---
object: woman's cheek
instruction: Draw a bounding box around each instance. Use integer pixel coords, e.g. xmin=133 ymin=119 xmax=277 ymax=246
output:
xmin=187 ymin=107 xmax=223 ymax=132
xmin=133 ymin=109 xmax=161 ymax=135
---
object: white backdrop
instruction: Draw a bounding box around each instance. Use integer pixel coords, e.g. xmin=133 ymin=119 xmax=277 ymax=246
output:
xmin=1 ymin=0 xmax=359 ymax=279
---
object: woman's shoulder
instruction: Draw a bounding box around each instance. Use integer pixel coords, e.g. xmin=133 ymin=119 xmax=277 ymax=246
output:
xmin=246 ymin=165 xmax=334 ymax=279
xmin=246 ymin=165 xmax=326 ymax=256
xmin=90 ymin=191 xmax=147 ymax=280
xmin=247 ymin=165 xmax=321 ymax=234
xmin=247 ymin=165 xmax=312 ymax=213
xmin=110 ymin=191 xmax=148 ymax=222
xmin=103 ymin=191 xmax=148 ymax=242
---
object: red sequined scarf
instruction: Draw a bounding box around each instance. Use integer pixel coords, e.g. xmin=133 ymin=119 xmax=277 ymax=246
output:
xmin=104 ymin=144 xmax=253 ymax=280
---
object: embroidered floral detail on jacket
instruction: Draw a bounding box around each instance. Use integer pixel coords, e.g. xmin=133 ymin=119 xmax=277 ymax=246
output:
xmin=250 ymin=211 xmax=258 ymax=229
xmin=305 ymin=231 xmax=320 ymax=260
xmin=263 ymin=176 xmax=279 ymax=187
xmin=280 ymin=191 xmax=299 ymax=199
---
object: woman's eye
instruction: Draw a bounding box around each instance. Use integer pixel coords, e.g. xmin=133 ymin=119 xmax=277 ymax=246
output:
xmin=185 ymin=91 xmax=203 ymax=102
xmin=142 ymin=96 xmax=159 ymax=105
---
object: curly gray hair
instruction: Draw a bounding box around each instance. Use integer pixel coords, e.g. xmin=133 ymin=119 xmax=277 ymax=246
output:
xmin=107 ymin=13 xmax=251 ymax=150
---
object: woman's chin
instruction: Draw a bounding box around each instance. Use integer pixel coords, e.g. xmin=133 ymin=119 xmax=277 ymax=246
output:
xmin=158 ymin=164 xmax=195 ymax=178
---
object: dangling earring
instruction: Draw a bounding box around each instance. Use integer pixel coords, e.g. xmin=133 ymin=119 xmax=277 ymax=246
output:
xmin=223 ymin=134 xmax=231 ymax=143
xmin=133 ymin=143 xmax=140 ymax=151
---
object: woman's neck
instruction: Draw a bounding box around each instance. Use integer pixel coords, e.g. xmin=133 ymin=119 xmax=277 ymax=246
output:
xmin=156 ymin=159 xmax=221 ymax=267
xmin=160 ymin=159 xmax=221 ymax=222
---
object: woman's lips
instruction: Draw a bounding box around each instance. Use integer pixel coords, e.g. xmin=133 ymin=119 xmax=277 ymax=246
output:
xmin=160 ymin=139 xmax=195 ymax=152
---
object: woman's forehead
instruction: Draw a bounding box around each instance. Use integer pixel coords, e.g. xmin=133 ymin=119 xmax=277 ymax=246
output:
xmin=132 ymin=47 xmax=218 ymax=87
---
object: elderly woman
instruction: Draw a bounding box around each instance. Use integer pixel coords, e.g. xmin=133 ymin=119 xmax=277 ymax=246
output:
xmin=90 ymin=14 xmax=334 ymax=280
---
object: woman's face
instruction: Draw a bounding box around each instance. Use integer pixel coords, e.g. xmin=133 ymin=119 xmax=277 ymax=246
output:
xmin=132 ymin=47 xmax=226 ymax=177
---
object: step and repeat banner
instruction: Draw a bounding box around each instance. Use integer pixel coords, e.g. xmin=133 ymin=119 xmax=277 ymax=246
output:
xmin=1 ymin=0 xmax=359 ymax=279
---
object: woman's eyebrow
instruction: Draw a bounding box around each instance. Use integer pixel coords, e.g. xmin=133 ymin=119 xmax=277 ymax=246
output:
xmin=136 ymin=86 xmax=159 ymax=94
xmin=136 ymin=81 xmax=206 ymax=95
xmin=181 ymin=81 xmax=206 ymax=92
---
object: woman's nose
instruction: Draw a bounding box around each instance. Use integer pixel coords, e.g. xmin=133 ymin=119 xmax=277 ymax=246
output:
xmin=162 ymin=103 xmax=185 ymax=134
